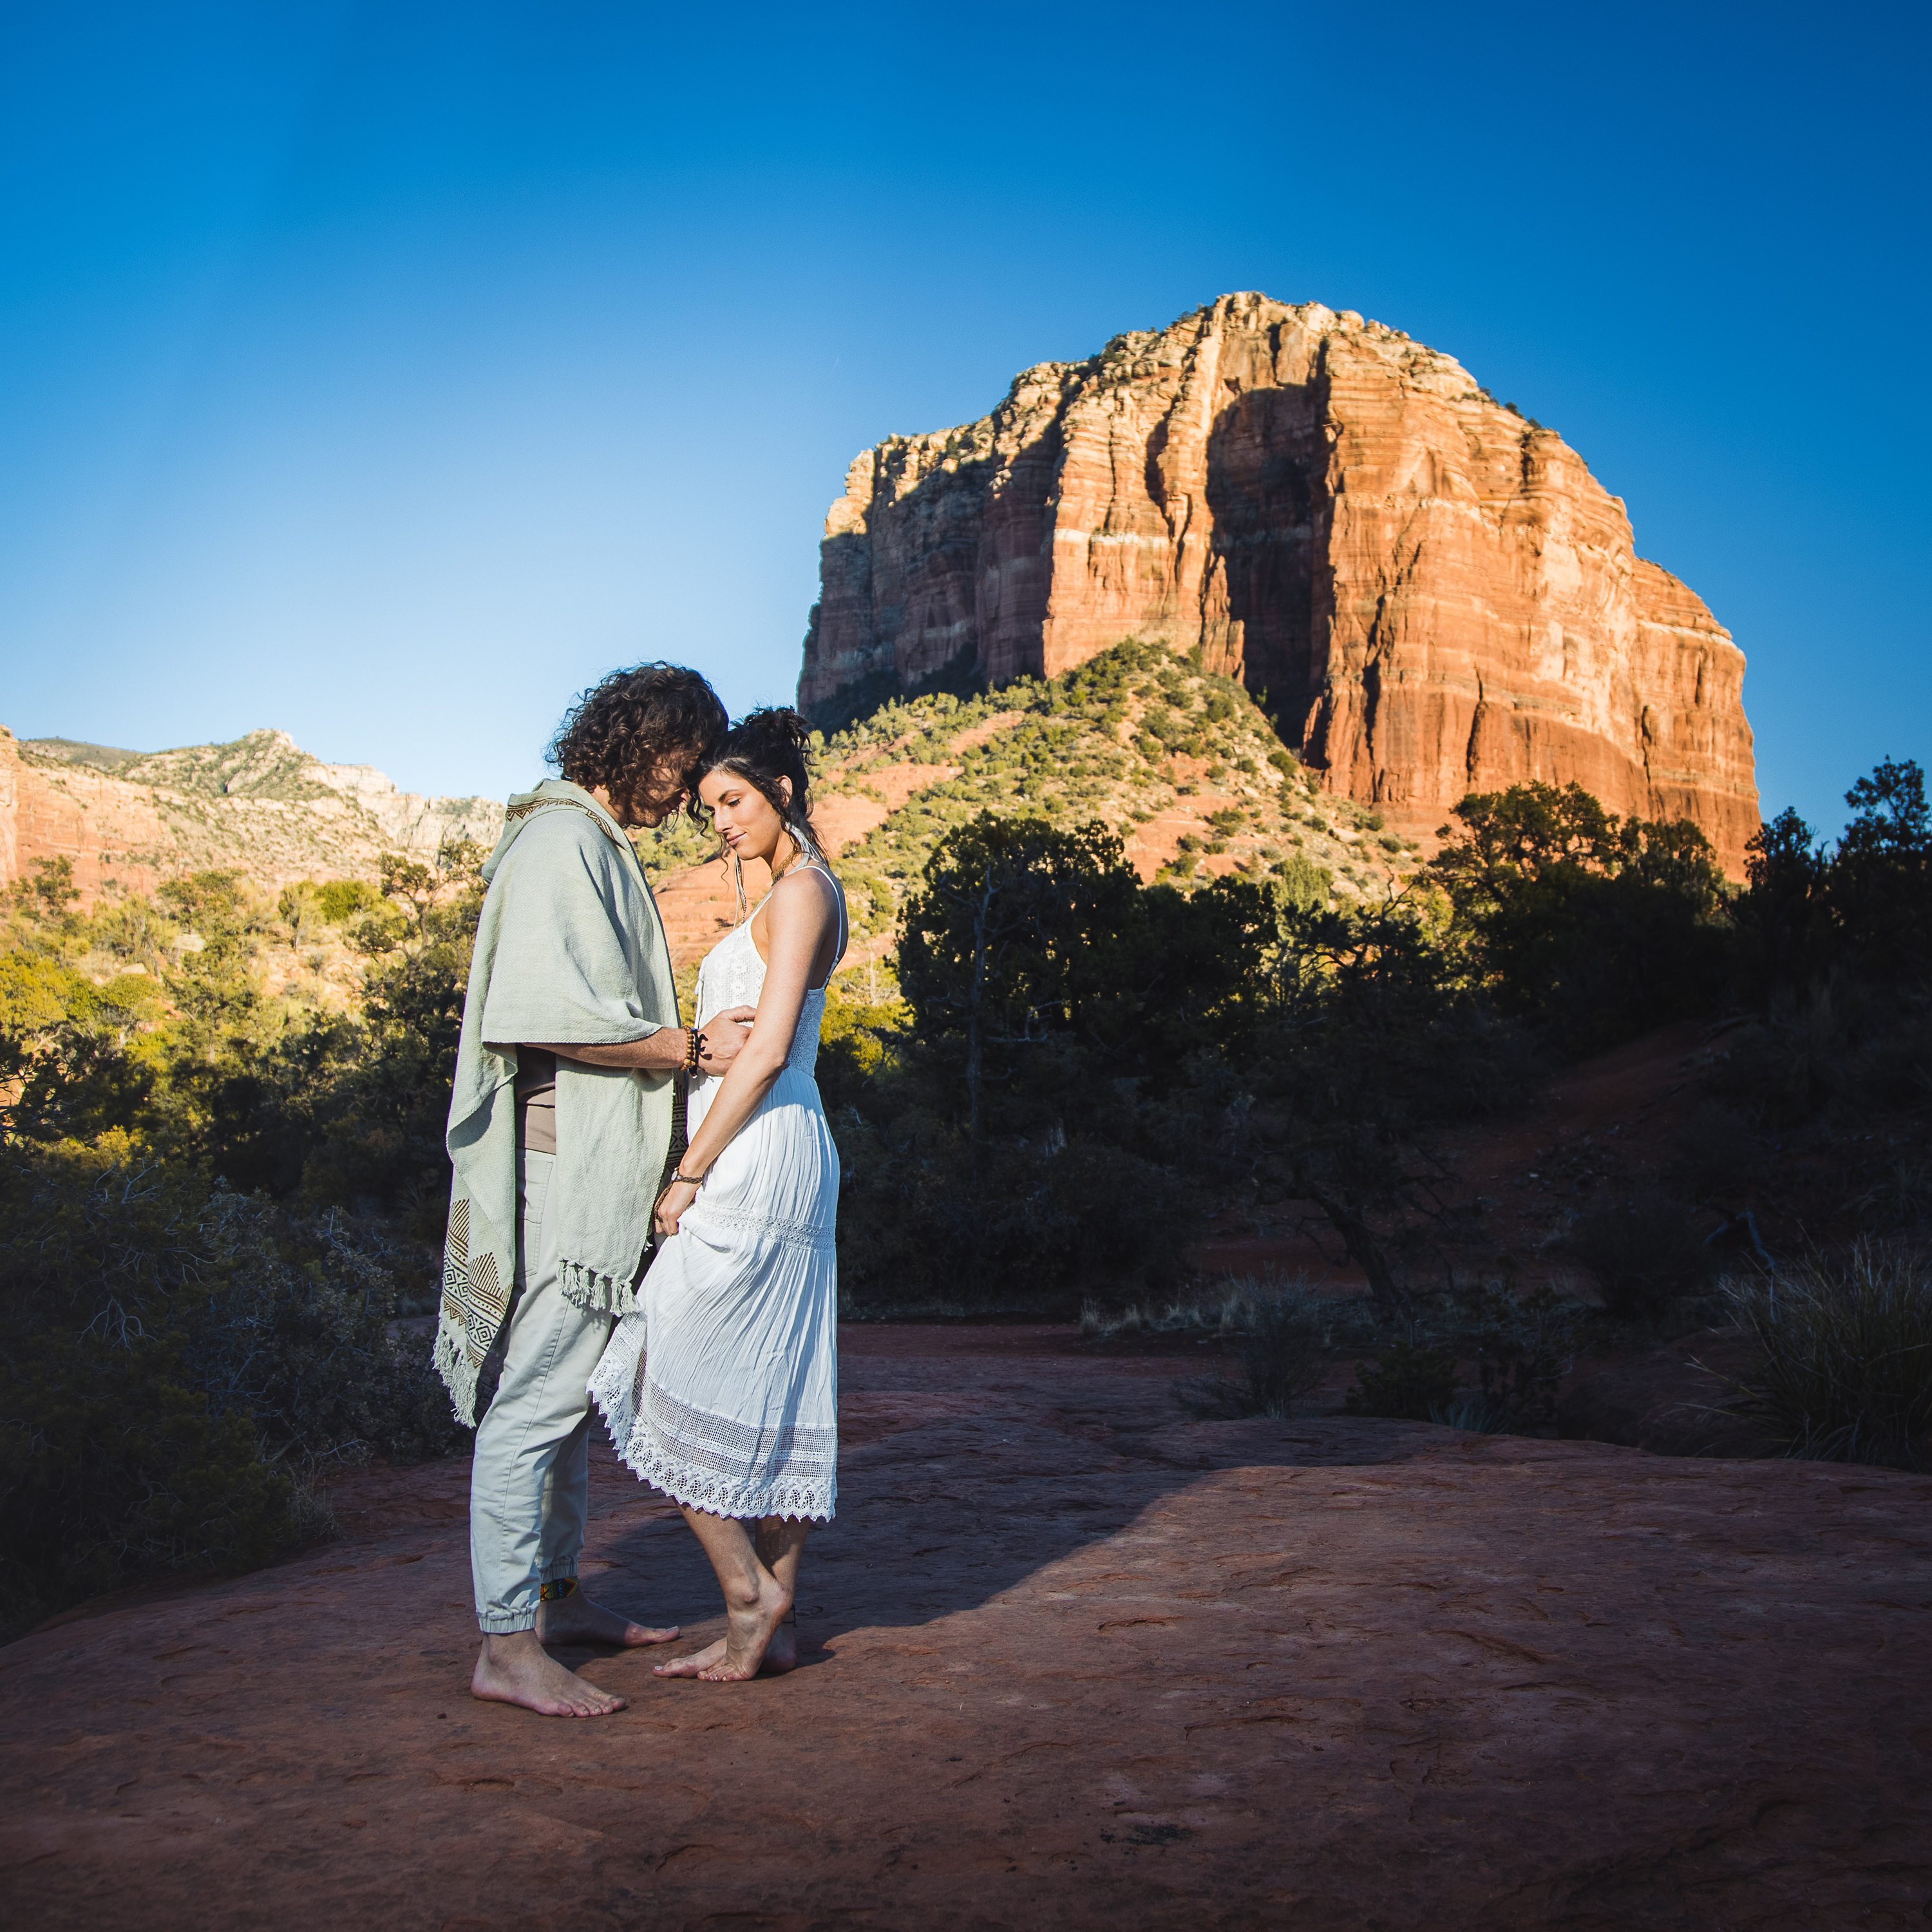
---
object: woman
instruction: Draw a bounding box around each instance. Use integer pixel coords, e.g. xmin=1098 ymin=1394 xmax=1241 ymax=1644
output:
xmin=588 ymin=708 xmax=846 ymax=1682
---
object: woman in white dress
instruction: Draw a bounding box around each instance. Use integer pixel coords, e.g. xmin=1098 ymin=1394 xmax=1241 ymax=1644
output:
xmin=589 ymin=709 xmax=846 ymax=1683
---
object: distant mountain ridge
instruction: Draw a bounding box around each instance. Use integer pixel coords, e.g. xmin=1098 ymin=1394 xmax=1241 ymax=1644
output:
xmin=0 ymin=725 xmax=504 ymax=904
xmin=3 ymin=646 xmax=1423 ymax=942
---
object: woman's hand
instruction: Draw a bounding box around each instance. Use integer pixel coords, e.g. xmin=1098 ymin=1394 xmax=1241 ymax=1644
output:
xmin=653 ymin=1177 xmax=699 ymax=1237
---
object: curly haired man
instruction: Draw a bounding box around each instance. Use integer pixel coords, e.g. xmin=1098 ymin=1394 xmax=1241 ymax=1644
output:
xmin=437 ymin=662 xmax=750 ymax=1718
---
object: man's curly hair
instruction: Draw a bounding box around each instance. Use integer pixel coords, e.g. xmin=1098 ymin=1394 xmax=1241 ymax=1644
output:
xmin=547 ymin=663 xmax=727 ymax=820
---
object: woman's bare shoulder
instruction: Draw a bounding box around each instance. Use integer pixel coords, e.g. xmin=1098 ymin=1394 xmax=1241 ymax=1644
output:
xmin=768 ymin=866 xmax=841 ymax=922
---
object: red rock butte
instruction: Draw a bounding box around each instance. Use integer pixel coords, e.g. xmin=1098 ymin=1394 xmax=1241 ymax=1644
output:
xmin=799 ymin=293 xmax=1758 ymax=872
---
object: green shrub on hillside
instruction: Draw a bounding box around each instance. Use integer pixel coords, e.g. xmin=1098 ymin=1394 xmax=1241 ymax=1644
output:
xmin=0 ymin=1135 xmax=459 ymax=1638
xmin=1345 ymin=1341 xmax=1461 ymax=1421
xmin=1175 ymin=1291 xmax=1331 ymax=1419
xmin=1571 ymin=1186 xmax=1712 ymax=1323
xmin=314 ymin=877 xmax=383 ymax=923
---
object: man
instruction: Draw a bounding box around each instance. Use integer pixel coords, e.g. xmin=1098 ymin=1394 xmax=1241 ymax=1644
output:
xmin=437 ymin=662 xmax=749 ymax=1718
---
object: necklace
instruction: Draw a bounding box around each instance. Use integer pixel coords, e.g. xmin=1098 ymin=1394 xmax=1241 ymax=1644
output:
xmin=774 ymin=830 xmax=817 ymax=879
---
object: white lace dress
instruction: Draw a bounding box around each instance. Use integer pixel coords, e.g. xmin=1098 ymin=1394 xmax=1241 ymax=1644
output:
xmin=589 ymin=869 xmax=842 ymax=1520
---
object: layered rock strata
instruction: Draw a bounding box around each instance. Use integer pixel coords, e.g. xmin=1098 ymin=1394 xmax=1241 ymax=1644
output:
xmin=800 ymin=293 xmax=1757 ymax=869
xmin=0 ymin=726 xmax=503 ymax=904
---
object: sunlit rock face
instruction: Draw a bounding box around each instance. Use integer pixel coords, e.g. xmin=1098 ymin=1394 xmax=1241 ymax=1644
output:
xmin=799 ymin=292 xmax=1757 ymax=870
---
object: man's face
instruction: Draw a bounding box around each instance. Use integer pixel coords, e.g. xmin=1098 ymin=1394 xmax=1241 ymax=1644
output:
xmin=618 ymin=746 xmax=701 ymax=829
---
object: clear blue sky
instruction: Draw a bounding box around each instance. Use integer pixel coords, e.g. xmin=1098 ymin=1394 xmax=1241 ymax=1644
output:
xmin=2 ymin=1 xmax=1925 ymax=836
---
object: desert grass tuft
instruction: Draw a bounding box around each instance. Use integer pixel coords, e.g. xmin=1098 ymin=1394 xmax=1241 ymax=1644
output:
xmin=1166 ymin=1280 xmax=1341 ymax=1420
xmin=1719 ymin=1242 xmax=1932 ymax=1468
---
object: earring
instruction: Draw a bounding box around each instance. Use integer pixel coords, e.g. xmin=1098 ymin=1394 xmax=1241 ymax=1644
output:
xmin=732 ymin=848 xmax=748 ymax=923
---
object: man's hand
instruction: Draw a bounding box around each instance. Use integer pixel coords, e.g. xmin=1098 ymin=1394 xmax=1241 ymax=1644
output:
xmin=696 ymin=1007 xmax=756 ymax=1075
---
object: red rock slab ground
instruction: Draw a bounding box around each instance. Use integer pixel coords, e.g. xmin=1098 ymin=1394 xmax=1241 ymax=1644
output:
xmin=4 ymin=1327 xmax=1929 ymax=1931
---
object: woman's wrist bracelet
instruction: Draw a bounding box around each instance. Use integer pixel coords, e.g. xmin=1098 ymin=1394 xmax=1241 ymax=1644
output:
xmin=670 ymin=1168 xmax=706 ymax=1188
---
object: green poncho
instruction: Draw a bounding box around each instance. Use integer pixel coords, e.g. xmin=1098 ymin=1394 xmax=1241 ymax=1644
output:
xmin=435 ymin=780 xmax=679 ymax=1425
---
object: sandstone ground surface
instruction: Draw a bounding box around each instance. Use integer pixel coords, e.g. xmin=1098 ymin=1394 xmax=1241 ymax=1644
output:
xmin=3 ymin=1328 xmax=1927 ymax=1929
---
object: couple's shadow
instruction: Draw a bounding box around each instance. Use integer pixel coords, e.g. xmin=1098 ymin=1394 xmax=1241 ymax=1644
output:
xmin=581 ymin=1399 xmax=1449 ymax=1662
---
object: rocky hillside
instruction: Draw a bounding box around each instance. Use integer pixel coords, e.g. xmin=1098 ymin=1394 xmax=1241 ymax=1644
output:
xmin=799 ymin=292 xmax=1759 ymax=873
xmin=650 ymin=639 xmax=1421 ymax=974
xmin=0 ymin=725 xmax=503 ymax=904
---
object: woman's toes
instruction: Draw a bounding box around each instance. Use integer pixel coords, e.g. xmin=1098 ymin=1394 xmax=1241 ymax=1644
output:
xmin=655 ymin=1638 xmax=726 ymax=1678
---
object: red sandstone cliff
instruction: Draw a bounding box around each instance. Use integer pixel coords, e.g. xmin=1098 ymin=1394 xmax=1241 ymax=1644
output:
xmin=799 ymin=294 xmax=1758 ymax=871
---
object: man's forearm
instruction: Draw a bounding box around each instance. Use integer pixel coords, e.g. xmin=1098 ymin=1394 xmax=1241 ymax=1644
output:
xmin=516 ymin=1030 xmax=687 ymax=1073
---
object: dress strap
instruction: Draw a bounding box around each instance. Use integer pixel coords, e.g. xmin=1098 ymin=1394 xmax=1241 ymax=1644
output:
xmin=804 ymin=862 xmax=848 ymax=991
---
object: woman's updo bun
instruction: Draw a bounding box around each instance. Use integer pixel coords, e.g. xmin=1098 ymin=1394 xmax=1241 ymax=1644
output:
xmin=698 ymin=706 xmax=820 ymax=853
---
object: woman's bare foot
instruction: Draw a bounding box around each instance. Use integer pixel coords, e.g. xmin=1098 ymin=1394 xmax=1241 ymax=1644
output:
xmin=653 ymin=1575 xmax=790 ymax=1683
xmin=703 ymin=1572 xmax=791 ymax=1680
xmin=471 ymin=1631 xmax=627 ymax=1717
xmin=653 ymin=1616 xmax=796 ymax=1680
xmin=536 ymin=1591 xmax=679 ymax=1650
xmin=653 ymin=1636 xmax=726 ymax=1679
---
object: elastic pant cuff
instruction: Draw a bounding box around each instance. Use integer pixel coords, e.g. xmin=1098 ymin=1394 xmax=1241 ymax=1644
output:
xmin=477 ymin=1610 xmax=540 ymax=1635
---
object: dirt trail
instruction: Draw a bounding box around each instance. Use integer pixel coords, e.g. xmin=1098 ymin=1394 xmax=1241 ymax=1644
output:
xmin=3 ymin=1327 xmax=1927 ymax=1929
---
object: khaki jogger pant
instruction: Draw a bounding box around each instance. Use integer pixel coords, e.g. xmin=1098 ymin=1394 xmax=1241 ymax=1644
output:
xmin=468 ymin=1150 xmax=616 ymax=1634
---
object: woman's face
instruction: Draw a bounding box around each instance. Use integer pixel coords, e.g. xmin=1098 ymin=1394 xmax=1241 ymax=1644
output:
xmin=699 ymin=766 xmax=791 ymax=867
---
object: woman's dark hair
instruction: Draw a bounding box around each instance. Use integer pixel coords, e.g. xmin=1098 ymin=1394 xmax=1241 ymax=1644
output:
xmin=698 ymin=707 xmax=819 ymax=848
xmin=548 ymin=663 xmax=727 ymax=818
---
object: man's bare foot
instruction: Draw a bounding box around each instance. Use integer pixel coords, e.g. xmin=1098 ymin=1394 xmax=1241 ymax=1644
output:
xmin=536 ymin=1591 xmax=679 ymax=1650
xmin=471 ymin=1631 xmax=627 ymax=1718
xmin=761 ymin=1616 xmax=797 ymax=1675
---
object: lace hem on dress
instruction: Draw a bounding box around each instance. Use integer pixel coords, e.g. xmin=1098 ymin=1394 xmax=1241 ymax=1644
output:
xmin=587 ymin=1345 xmax=837 ymax=1523
xmin=603 ymin=1431 xmax=835 ymax=1522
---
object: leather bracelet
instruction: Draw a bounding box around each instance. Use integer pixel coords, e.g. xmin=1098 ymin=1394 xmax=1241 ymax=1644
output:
xmin=670 ymin=1169 xmax=706 ymax=1188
